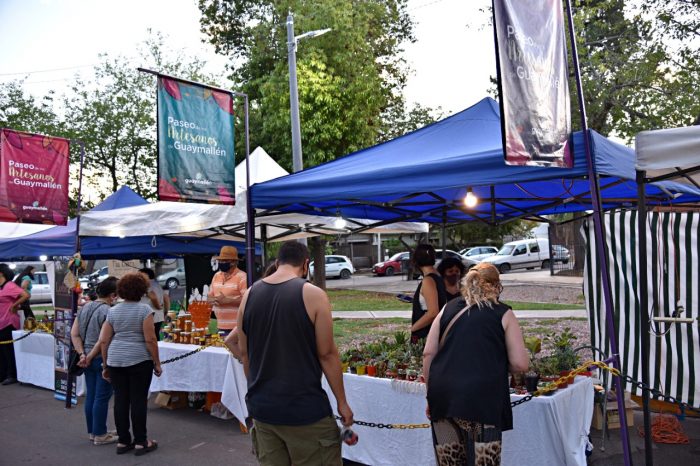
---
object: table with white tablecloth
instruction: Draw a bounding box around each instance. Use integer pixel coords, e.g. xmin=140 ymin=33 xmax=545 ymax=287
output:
xmin=12 ymin=330 xmax=85 ymax=395
xmin=149 ymin=342 xmax=230 ymax=393
xmin=221 ymin=368 xmax=594 ymax=466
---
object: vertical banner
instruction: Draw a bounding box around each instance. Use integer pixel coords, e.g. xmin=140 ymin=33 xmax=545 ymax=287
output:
xmin=493 ymin=0 xmax=572 ymax=167
xmin=53 ymin=259 xmax=77 ymax=404
xmin=157 ymin=76 xmax=235 ymax=204
xmin=0 ymin=129 xmax=70 ymax=224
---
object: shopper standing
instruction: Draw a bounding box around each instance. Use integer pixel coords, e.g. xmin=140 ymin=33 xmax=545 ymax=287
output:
xmin=138 ymin=268 xmax=165 ymax=340
xmin=99 ymin=272 xmax=162 ymax=455
xmin=71 ymin=277 xmax=119 ymax=445
xmin=13 ymin=265 xmax=36 ymax=320
xmin=0 ymin=263 xmax=29 ymax=385
xmin=237 ymin=241 xmax=353 ymax=465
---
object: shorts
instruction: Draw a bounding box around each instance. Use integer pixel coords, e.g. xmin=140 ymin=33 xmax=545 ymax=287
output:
xmin=251 ymin=416 xmax=341 ymax=466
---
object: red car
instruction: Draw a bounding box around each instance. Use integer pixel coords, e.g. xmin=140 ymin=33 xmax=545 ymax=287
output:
xmin=372 ymin=252 xmax=410 ymax=276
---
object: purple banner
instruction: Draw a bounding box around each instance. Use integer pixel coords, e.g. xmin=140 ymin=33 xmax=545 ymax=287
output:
xmin=493 ymin=0 xmax=572 ymax=167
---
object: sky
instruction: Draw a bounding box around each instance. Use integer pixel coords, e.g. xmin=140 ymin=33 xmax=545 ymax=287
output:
xmin=0 ymin=0 xmax=496 ymax=116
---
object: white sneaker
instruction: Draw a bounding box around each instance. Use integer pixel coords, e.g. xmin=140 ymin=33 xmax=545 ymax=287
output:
xmin=94 ymin=432 xmax=119 ymax=445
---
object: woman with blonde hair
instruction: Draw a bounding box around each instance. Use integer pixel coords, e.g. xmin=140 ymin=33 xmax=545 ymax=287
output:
xmin=423 ymin=262 xmax=529 ymax=466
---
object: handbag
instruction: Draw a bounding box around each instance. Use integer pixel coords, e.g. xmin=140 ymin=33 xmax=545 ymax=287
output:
xmin=68 ymin=302 xmax=106 ymax=376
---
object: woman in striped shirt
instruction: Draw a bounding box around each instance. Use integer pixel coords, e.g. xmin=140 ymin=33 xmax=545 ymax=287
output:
xmin=98 ymin=272 xmax=162 ymax=456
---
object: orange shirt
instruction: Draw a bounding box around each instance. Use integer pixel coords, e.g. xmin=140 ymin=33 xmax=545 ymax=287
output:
xmin=210 ymin=270 xmax=247 ymax=330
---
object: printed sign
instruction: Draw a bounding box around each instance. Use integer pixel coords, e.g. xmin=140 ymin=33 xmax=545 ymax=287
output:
xmin=493 ymin=0 xmax=572 ymax=167
xmin=157 ymin=76 xmax=235 ymax=204
xmin=0 ymin=129 xmax=70 ymax=224
xmin=53 ymin=260 xmax=77 ymax=404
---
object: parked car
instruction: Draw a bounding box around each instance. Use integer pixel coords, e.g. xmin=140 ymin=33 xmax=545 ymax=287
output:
xmin=482 ymin=238 xmax=550 ymax=273
xmin=436 ymin=249 xmax=479 ymax=270
xmin=310 ymin=255 xmax=355 ymax=279
xmin=372 ymin=252 xmax=410 ymax=276
xmin=157 ymin=267 xmax=186 ymax=289
xmin=458 ymin=246 xmax=499 ymax=262
xmin=552 ymin=245 xmax=571 ymax=264
xmin=29 ymin=271 xmax=52 ymax=304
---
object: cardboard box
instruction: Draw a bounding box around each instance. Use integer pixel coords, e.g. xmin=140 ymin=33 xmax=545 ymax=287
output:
xmin=591 ymin=398 xmax=638 ymax=430
xmin=154 ymin=391 xmax=188 ymax=410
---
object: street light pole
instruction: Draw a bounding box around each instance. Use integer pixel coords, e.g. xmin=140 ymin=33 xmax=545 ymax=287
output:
xmin=286 ymin=12 xmax=331 ymax=173
xmin=286 ymin=13 xmax=303 ymax=173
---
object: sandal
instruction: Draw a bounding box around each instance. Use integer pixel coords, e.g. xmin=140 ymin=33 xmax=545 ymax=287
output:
xmin=134 ymin=440 xmax=158 ymax=456
xmin=116 ymin=443 xmax=134 ymax=455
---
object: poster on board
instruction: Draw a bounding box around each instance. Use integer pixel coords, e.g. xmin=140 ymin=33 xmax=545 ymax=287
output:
xmin=157 ymin=76 xmax=235 ymax=204
xmin=53 ymin=259 xmax=77 ymax=404
xmin=0 ymin=128 xmax=70 ymax=224
xmin=492 ymin=0 xmax=572 ymax=167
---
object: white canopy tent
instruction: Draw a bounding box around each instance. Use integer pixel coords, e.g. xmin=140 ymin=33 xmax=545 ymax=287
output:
xmin=635 ymin=125 xmax=700 ymax=186
xmin=79 ymin=147 xmax=428 ymax=240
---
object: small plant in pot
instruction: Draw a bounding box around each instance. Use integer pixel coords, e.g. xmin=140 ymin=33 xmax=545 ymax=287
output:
xmin=548 ymin=328 xmax=579 ymax=388
xmin=523 ymin=336 xmax=542 ymax=393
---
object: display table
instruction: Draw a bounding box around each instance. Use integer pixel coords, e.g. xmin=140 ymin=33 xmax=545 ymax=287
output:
xmin=221 ymin=369 xmax=594 ymax=466
xmin=149 ymin=342 xmax=230 ymax=393
xmin=12 ymin=330 xmax=85 ymax=395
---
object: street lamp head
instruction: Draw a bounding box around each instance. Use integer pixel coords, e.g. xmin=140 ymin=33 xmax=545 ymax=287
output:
xmin=295 ymin=28 xmax=332 ymax=42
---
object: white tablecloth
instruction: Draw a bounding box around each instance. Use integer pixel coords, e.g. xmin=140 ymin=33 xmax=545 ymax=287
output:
xmin=149 ymin=342 xmax=230 ymax=393
xmin=221 ymin=370 xmax=594 ymax=466
xmin=12 ymin=330 xmax=85 ymax=396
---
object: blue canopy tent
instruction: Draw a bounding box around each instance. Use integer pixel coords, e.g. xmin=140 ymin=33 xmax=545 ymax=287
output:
xmin=250 ymin=97 xmax=700 ymax=226
xmin=0 ymin=186 xmax=258 ymax=260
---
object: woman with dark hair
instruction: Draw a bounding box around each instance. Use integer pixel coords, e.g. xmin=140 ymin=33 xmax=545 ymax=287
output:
xmin=13 ymin=266 xmax=36 ymax=320
xmin=71 ymin=276 xmax=119 ymax=445
xmin=0 ymin=263 xmax=29 ymax=385
xmin=98 ymin=272 xmax=161 ymax=455
xmin=437 ymin=257 xmax=466 ymax=302
xmin=410 ymin=244 xmax=447 ymax=342
xmin=423 ymin=263 xmax=529 ymax=465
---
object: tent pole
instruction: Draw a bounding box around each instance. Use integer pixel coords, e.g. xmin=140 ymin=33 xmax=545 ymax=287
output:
xmin=65 ymin=139 xmax=86 ymax=410
xmin=637 ymin=170 xmax=653 ymax=465
xmin=490 ymin=185 xmax=496 ymax=224
xmin=260 ymin=225 xmax=267 ymax=270
xmin=441 ymin=208 xmax=447 ymax=254
xmin=564 ymin=1 xmax=633 ymax=464
xmin=243 ymin=94 xmax=256 ymax=285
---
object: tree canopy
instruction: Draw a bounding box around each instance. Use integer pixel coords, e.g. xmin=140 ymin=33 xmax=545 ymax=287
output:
xmin=197 ymin=0 xmax=432 ymax=169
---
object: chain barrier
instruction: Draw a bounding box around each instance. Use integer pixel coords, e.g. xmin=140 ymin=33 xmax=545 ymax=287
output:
xmin=0 ymin=323 xmax=55 ymax=345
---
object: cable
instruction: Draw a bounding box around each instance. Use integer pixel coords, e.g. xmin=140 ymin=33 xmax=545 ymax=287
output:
xmin=637 ymin=414 xmax=689 ymax=444
xmin=0 ymin=64 xmax=97 ymax=77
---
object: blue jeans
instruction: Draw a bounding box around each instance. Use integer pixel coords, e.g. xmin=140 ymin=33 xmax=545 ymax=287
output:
xmin=84 ymin=355 xmax=113 ymax=436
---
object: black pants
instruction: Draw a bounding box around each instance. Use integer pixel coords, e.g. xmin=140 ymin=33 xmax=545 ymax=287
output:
xmin=20 ymin=301 xmax=35 ymax=320
xmin=0 ymin=325 xmax=17 ymax=381
xmin=109 ymin=360 xmax=154 ymax=445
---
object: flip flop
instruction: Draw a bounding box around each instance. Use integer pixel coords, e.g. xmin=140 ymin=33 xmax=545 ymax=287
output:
xmin=116 ymin=443 xmax=134 ymax=455
xmin=134 ymin=440 xmax=158 ymax=456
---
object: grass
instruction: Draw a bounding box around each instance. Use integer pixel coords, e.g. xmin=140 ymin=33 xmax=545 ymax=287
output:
xmin=333 ymin=318 xmax=408 ymax=351
xmin=328 ymin=289 xmax=411 ymax=311
xmin=327 ymin=289 xmax=584 ymax=312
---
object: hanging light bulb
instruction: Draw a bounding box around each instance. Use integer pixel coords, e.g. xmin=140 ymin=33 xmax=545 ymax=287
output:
xmin=464 ymin=187 xmax=478 ymax=208
xmin=333 ymin=209 xmax=347 ymax=229
xmin=39 ymin=255 xmax=48 ymax=262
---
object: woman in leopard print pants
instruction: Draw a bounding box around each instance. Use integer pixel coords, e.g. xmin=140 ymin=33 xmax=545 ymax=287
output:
xmin=423 ymin=263 xmax=529 ymax=465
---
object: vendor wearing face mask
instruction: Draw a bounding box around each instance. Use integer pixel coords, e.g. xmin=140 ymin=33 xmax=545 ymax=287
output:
xmin=437 ymin=257 xmax=466 ymax=302
xmin=208 ymin=246 xmax=247 ymax=334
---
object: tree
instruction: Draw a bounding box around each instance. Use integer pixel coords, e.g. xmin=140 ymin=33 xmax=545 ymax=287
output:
xmin=62 ymin=33 xmax=221 ymax=201
xmin=571 ymin=0 xmax=700 ymax=138
xmin=0 ymin=80 xmax=61 ymax=137
xmin=198 ymin=0 xmax=419 ymax=169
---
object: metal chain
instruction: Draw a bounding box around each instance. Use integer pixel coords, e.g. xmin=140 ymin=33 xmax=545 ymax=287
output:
xmin=160 ymin=345 xmax=209 ymax=365
xmin=0 ymin=329 xmax=34 ymax=345
xmin=619 ymin=373 xmax=700 ymax=415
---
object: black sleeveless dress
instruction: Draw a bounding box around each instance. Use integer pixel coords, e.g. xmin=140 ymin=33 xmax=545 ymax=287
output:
xmin=411 ymin=272 xmax=447 ymax=340
xmin=427 ymin=298 xmax=513 ymax=430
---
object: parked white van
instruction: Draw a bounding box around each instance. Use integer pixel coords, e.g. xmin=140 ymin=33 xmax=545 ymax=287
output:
xmin=481 ymin=238 xmax=551 ymax=273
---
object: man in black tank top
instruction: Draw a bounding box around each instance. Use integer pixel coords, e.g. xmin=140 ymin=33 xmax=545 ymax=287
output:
xmin=236 ymin=241 xmax=354 ymax=466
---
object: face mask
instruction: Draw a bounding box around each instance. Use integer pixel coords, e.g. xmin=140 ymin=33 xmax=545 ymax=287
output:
xmin=219 ymin=262 xmax=232 ymax=272
xmin=445 ymin=274 xmax=460 ymax=286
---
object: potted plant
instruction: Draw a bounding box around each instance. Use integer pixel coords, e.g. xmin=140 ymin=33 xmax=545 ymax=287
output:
xmin=548 ymin=328 xmax=579 ymax=388
xmin=523 ymin=336 xmax=542 ymax=393
xmin=366 ymin=359 xmax=377 ymax=377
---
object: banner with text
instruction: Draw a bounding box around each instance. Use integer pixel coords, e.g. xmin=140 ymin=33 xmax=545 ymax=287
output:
xmin=493 ymin=0 xmax=572 ymax=167
xmin=157 ymin=76 xmax=235 ymax=204
xmin=0 ymin=129 xmax=70 ymax=224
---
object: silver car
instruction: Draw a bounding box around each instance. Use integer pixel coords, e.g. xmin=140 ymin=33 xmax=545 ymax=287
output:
xmin=157 ymin=267 xmax=185 ymax=289
xmin=459 ymin=246 xmax=498 ymax=262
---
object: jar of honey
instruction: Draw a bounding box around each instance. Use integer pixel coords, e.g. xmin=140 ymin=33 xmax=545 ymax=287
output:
xmin=177 ymin=315 xmax=186 ymax=330
xmin=182 ymin=332 xmax=191 ymax=345
xmin=184 ymin=320 xmax=193 ymax=332
xmin=171 ymin=329 xmax=181 ymax=343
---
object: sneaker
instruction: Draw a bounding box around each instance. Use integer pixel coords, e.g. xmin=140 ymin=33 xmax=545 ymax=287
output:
xmin=89 ymin=434 xmax=95 ymax=442
xmin=1 ymin=377 xmax=18 ymax=385
xmin=94 ymin=432 xmax=119 ymax=445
